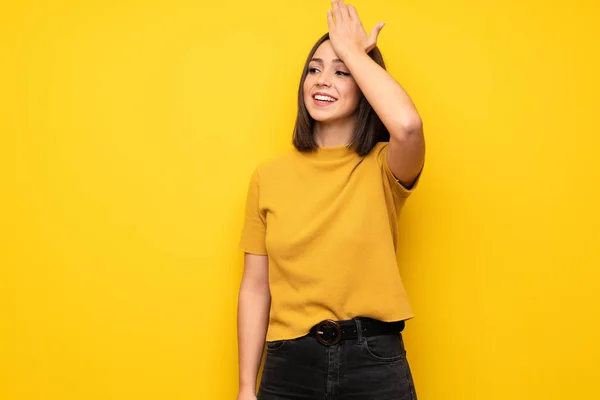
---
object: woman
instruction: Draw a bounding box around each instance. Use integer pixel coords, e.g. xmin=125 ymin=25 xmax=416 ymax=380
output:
xmin=236 ymin=1 xmax=425 ymax=399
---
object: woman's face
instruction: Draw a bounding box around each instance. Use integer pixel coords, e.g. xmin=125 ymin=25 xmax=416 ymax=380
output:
xmin=303 ymin=40 xmax=361 ymax=124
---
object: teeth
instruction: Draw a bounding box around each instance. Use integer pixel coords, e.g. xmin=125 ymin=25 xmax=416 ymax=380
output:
xmin=315 ymin=95 xmax=336 ymax=102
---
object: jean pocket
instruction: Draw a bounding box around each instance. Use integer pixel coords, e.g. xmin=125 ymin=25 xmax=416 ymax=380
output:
xmin=362 ymin=333 xmax=406 ymax=362
xmin=266 ymin=339 xmax=289 ymax=353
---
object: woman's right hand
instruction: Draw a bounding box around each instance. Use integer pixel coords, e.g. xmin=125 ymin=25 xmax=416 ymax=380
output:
xmin=236 ymin=389 xmax=257 ymax=400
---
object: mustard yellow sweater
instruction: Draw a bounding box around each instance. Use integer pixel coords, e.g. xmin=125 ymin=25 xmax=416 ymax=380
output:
xmin=239 ymin=142 xmax=421 ymax=341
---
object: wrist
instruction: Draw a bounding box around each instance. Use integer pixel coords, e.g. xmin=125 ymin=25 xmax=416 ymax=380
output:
xmin=341 ymin=49 xmax=371 ymax=69
xmin=238 ymin=383 xmax=256 ymax=394
xmin=340 ymin=47 xmax=367 ymax=61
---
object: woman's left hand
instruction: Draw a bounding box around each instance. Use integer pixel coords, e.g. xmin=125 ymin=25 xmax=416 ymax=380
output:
xmin=327 ymin=0 xmax=385 ymax=60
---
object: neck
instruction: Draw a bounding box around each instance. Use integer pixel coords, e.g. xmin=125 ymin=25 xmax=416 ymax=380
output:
xmin=313 ymin=115 xmax=357 ymax=147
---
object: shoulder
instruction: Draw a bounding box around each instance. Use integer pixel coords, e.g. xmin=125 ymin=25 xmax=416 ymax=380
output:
xmin=365 ymin=141 xmax=390 ymax=161
xmin=249 ymin=148 xmax=299 ymax=181
xmin=372 ymin=141 xmax=389 ymax=153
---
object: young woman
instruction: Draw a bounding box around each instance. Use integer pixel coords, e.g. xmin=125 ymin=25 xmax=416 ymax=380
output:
xmin=236 ymin=1 xmax=425 ymax=399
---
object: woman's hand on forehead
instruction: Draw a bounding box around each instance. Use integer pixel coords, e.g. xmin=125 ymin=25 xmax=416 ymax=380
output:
xmin=327 ymin=0 xmax=385 ymax=60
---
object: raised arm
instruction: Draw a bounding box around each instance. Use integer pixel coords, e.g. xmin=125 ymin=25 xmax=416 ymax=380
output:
xmin=328 ymin=0 xmax=425 ymax=189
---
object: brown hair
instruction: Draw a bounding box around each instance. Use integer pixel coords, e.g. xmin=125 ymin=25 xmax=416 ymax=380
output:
xmin=292 ymin=32 xmax=390 ymax=157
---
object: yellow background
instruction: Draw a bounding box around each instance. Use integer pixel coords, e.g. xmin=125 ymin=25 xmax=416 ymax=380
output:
xmin=2 ymin=0 xmax=599 ymax=399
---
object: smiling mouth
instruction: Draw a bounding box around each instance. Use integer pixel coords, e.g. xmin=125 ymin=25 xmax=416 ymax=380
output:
xmin=312 ymin=93 xmax=338 ymax=108
xmin=313 ymin=94 xmax=338 ymax=102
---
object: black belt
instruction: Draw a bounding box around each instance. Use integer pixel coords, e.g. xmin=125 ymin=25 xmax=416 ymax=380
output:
xmin=307 ymin=317 xmax=405 ymax=346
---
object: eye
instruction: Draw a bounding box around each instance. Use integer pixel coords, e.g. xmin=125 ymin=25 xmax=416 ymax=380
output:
xmin=336 ymin=71 xmax=351 ymax=77
xmin=308 ymin=67 xmax=320 ymax=74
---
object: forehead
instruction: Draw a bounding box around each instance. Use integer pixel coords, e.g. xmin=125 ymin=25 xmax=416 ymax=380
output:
xmin=312 ymin=40 xmax=339 ymax=61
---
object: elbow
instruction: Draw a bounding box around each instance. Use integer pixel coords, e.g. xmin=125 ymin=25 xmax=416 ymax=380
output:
xmin=403 ymin=117 xmax=423 ymax=135
xmin=390 ymin=116 xmax=423 ymax=142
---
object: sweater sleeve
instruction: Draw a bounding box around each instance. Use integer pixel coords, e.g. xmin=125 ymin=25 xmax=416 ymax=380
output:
xmin=377 ymin=142 xmax=423 ymax=199
xmin=239 ymin=167 xmax=268 ymax=255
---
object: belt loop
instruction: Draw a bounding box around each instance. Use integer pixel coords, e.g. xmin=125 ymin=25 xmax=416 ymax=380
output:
xmin=354 ymin=318 xmax=364 ymax=344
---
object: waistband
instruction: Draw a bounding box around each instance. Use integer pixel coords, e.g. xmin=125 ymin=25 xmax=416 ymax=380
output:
xmin=306 ymin=317 xmax=405 ymax=346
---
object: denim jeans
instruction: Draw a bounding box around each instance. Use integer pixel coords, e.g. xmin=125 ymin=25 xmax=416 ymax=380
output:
xmin=257 ymin=318 xmax=417 ymax=400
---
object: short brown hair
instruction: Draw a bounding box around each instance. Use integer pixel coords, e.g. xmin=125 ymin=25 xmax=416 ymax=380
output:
xmin=292 ymin=32 xmax=390 ymax=157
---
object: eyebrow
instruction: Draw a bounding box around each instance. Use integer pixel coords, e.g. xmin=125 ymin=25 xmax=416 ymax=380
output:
xmin=310 ymin=57 xmax=345 ymax=64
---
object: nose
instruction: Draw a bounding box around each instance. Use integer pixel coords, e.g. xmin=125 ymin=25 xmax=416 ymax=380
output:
xmin=317 ymin=73 xmax=332 ymax=87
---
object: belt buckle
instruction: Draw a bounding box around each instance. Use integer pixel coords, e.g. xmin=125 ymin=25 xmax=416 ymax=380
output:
xmin=315 ymin=319 xmax=342 ymax=345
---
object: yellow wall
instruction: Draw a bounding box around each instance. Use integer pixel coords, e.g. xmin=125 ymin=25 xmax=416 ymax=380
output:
xmin=2 ymin=1 xmax=599 ymax=399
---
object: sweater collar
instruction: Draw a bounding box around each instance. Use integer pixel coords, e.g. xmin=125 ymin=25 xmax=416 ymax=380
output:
xmin=300 ymin=144 xmax=358 ymax=161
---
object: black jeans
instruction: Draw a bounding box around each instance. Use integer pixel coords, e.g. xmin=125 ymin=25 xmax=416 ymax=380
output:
xmin=258 ymin=318 xmax=417 ymax=400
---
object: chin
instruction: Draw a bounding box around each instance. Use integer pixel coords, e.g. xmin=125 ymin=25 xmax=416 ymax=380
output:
xmin=310 ymin=114 xmax=336 ymax=123
xmin=309 ymin=113 xmax=330 ymax=122
xmin=309 ymin=110 xmax=350 ymax=123
xmin=306 ymin=107 xmax=337 ymax=121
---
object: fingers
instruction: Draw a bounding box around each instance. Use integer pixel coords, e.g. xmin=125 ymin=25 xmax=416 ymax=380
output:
xmin=370 ymin=22 xmax=385 ymax=40
xmin=331 ymin=0 xmax=343 ymax=23
xmin=327 ymin=9 xmax=335 ymax=30
xmin=338 ymin=0 xmax=351 ymax=21
xmin=332 ymin=0 xmax=351 ymax=22
xmin=366 ymin=23 xmax=384 ymax=52
xmin=347 ymin=4 xmax=359 ymax=21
